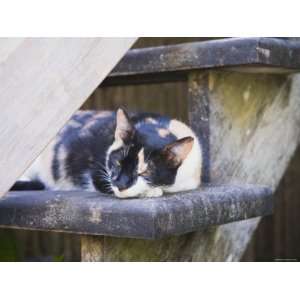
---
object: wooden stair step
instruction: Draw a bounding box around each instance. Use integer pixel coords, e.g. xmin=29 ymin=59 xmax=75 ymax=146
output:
xmin=0 ymin=184 xmax=272 ymax=239
xmin=103 ymin=38 xmax=300 ymax=86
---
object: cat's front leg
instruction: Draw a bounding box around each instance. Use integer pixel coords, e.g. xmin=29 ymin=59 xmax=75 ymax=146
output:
xmin=143 ymin=187 xmax=163 ymax=198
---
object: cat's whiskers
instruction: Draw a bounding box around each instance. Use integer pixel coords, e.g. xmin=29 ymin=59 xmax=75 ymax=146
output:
xmin=95 ymin=169 xmax=110 ymax=181
xmin=94 ymin=161 xmax=113 ymax=191
xmin=95 ymin=161 xmax=109 ymax=174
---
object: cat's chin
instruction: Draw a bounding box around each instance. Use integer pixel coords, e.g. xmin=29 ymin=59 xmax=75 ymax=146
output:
xmin=113 ymin=187 xmax=163 ymax=199
xmin=111 ymin=181 xmax=163 ymax=199
xmin=111 ymin=177 xmax=150 ymax=199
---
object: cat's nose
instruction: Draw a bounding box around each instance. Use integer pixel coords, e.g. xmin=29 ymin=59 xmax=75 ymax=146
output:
xmin=115 ymin=182 xmax=128 ymax=191
xmin=113 ymin=174 xmax=132 ymax=191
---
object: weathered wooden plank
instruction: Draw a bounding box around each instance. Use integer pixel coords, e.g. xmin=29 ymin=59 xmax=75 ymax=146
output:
xmin=188 ymin=73 xmax=210 ymax=183
xmin=0 ymin=185 xmax=272 ymax=240
xmin=102 ymin=38 xmax=300 ymax=86
xmin=243 ymin=127 xmax=300 ymax=261
xmin=0 ymin=38 xmax=136 ymax=198
xmin=81 ymin=236 xmax=104 ymax=262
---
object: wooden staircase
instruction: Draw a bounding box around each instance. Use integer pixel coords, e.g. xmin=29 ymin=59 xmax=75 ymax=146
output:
xmin=1 ymin=37 xmax=300 ymax=261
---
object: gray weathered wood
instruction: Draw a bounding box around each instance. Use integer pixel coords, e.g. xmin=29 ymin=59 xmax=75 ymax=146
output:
xmin=0 ymin=184 xmax=272 ymax=239
xmin=0 ymin=38 xmax=136 ymax=198
xmin=188 ymin=72 xmax=210 ymax=182
xmin=81 ymin=236 xmax=104 ymax=262
xmin=102 ymin=38 xmax=300 ymax=86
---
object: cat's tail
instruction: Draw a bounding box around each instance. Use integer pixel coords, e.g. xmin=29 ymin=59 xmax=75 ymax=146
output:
xmin=10 ymin=180 xmax=45 ymax=191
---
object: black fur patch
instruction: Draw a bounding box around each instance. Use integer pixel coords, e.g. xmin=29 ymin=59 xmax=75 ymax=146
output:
xmin=10 ymin=180 xmax=45 ymax=191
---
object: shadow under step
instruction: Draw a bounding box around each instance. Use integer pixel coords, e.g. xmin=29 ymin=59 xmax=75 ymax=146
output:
xmin=0 ymin=184 xmax=273 ymax=240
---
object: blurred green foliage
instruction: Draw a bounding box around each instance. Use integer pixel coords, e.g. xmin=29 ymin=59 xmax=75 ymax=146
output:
xmin=54 ymin=255 xmax=65 ymax=262
xmin=0 ymin=230 xmax=19 ymax=261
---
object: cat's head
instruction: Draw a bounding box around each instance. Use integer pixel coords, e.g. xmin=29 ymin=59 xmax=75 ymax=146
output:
xmin=106 ymin=108 xmax=194 ymax=198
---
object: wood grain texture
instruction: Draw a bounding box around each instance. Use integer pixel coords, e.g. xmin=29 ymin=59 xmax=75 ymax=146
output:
xmin=0 ymin=185 xmax=272 ymax=239
xmin=82 ymin=71 xmax=300 ymax=261
xmin=0 ymin=38 xmax=136 ymax=198
xmin=184 ymin=71 xmax=300 ymax=261
xmin=83 ymin=81 xmax=188 ymax=121
xmin=103 ymin=38 xmax=300 ymax=86
xmin=243 ymin=145 xmax=300 ymax=261
xmin=188 ymin=72 xmax=210 ymax=182
xmin=81 ymin=236 xmax=104 ymax=262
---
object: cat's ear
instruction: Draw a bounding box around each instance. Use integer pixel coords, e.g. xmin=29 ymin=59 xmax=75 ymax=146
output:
xmin=115 ymin=108 xmax=134 ymax=142
xmin=161 ymin=137 xmax=194 ymax=167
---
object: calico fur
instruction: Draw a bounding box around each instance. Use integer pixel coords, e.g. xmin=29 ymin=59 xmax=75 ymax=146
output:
xmin=19 ymin=109 xmax=202 ymax=198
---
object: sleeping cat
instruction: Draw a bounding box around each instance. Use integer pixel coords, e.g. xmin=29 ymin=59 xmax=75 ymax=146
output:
xmin=16 ymin=108 xmax=202 ymax=198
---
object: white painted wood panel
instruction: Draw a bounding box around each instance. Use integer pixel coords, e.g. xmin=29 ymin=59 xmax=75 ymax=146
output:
xmin=0 ymin=37 xmax=137 ymax=197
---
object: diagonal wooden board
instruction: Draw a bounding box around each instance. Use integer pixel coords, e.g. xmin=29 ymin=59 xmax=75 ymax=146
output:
xmin=0 ymin=38 xmax=137 ymax=198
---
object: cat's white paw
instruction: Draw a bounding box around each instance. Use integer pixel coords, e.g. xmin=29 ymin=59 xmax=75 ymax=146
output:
xmin=143 ymin=188 xmax=163 ymax=198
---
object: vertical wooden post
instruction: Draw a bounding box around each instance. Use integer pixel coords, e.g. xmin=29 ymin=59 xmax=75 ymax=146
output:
xmin=81 ymin=236 xmax=104 ymax=262
xmin=187 ymin=72 xmax=210 ymax=183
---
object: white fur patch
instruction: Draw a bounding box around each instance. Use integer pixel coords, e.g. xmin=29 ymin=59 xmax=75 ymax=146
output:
xmin=68 ymin=119 xmax=82 ymax=129
xmin=21 ymin=139 xmax=57 ymax=189
xmin=106 ymin=138 xmax=124 ymax=174
xmin=164 ymin=119 xmax=202 ymax=193
xmin=145 ymin=117 xmax=158 ymax=124
xmin=157 ymin=128 xmax=169 ymax=138
xmin=112 ymin=176 xmax=150 ymax=198
xmin=137 ymin=148 xmax=148 ymax=174
xmin=107 ymin=138 xmax=124 ymax=155
xmin=21 ymin=138 xmax=81 ymax=191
